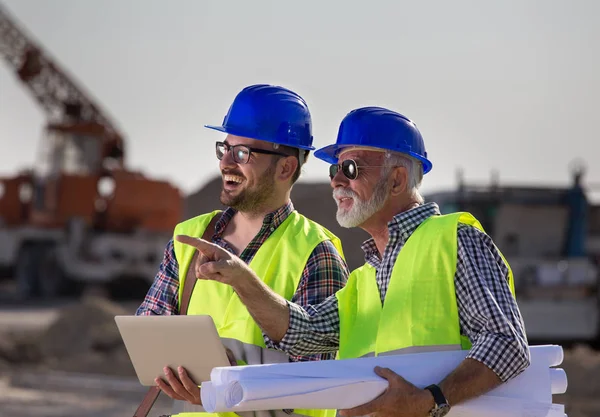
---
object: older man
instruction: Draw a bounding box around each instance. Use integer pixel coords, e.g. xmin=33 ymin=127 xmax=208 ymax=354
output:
xmin=177 ymin=106 xmax=530 ymax=417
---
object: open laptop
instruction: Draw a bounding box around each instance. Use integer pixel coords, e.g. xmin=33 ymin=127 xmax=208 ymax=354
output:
xmin=115 ymin=315 xmax=231 ymax=386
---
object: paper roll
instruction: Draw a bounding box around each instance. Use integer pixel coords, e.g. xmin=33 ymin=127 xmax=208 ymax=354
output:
xmin=531 ymin=345 xmax=564 ymax=368
xmin=200 ymin=381 xmax=234 ymax=413
xmin=550 ymin=368 xmax=568 ymax=395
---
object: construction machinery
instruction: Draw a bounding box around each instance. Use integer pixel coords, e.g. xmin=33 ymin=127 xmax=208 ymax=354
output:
xmin=425 ymin=163 xmax=600 ymax=345
xmin=0 ymin=3 xmax=183 ymax=298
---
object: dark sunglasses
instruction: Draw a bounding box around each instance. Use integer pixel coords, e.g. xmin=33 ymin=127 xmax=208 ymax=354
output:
xmin=329 ymin=159 xmax=388 ymax=180
xmin=215 ymin=141 xmax=288 ymax=164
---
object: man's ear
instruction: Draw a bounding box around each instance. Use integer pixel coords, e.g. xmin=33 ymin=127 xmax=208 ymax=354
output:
xmin=276 ymin=156 xmax=298 ymax=182
xmin=389 ymin=166 xmax=408 ymax=196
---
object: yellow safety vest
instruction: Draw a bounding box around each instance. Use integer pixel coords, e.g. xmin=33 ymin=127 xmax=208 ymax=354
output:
xmin=172 ymin=210 xmax=344 ymax=417
xmin=336 ymin=212 xmax=515 ymax=360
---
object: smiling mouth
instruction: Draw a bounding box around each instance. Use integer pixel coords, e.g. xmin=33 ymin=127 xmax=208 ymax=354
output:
xmin=336 ymin=196 xmax=354 ymax=209
xmin=224 ymin=174 xmax=244 ymax=183
xmin=223 ymin=174 xmax=245 ymax=190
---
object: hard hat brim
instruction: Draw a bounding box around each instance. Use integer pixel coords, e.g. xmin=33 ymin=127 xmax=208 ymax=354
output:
xmin=204 ymin=124 xmax=315 ymax=151
xmin=314 ymin=144 xmax=433 ymax=174
xmin=204 ymin=124 xmax=229 ymax=134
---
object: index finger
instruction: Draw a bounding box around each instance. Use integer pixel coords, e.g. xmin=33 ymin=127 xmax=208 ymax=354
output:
xmin=175 ymin=235 xmax=223 ymax=257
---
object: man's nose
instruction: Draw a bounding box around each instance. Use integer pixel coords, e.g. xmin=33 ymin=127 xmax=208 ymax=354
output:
xmin=331 ymin=168 xmax=349 ymax=188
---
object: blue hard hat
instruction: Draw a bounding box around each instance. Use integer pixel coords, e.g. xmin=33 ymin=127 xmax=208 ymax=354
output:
xmin=314 ymin=106 xmax=432 ymax=174
xmin=205 ymin=84 xmax=314 ymax=150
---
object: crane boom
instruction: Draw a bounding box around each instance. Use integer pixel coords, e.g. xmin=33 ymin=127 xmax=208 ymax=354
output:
xmin=0 ymin=2 xmax=125 ymax=154
xmin=0 ymin=1 xmax=183 ymax=303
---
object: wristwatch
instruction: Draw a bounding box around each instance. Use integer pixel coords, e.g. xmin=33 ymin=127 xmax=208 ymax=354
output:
xmin=424 ymin=384 xmax=451 ymax=417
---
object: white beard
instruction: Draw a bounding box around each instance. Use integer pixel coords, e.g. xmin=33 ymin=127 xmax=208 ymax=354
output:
xmin=333 ymin=179 xmax=390 ymax=228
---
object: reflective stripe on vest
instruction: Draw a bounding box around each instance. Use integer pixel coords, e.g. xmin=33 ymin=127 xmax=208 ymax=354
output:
xmin=220 ymin=338 xmax=290 ymax=366
xmin=172 ymin=210 xmax=344 ymax=417
xmin=336 ymin=212 xmax=516 ymax=360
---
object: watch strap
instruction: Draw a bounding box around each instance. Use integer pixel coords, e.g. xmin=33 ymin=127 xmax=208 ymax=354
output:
xmin=425 ymin=384 xmax=449 ymax=407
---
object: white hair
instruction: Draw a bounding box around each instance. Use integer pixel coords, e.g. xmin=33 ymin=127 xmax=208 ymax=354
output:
xmin=382 ymin=151 xmax=424 ymax=204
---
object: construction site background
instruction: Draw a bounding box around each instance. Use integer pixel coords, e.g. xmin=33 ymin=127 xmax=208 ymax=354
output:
xmin=1 ymin=176 xmax=600 ymax=416
xmin=1 ymin=1 xmax=600 ymax=416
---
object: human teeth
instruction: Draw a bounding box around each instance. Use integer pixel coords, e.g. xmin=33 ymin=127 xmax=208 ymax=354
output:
xmin=224 ymin=175 xmax=244 ymax=183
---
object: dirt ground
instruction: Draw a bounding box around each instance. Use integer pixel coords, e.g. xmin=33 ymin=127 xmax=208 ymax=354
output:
xmin=0 ymin=296 xmax=599 ymax=417
xmin=0 ymin=296 xmax=173 ymax=416
xmin=0 ymin=373 xmax=173 ymax=417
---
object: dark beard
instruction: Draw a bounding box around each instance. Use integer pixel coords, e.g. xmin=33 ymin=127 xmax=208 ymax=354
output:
xmin=220 ymin=162 xmax=276 ymax=214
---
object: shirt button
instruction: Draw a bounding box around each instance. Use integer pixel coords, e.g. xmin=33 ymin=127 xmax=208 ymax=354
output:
xmin=270 ymin=227 xmax=275 ymax=232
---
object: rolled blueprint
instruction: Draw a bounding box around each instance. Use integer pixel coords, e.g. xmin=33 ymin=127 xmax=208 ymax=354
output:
xmin=201 ymin=345 xmax=567 ymax=415
xmin=203 ymin=369 xmax=568 ymax=413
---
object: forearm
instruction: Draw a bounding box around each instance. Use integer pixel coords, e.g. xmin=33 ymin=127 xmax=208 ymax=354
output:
xmin=233 ymin=273 xmax=291 ymax=343
xmin=278 ymin=301 xmax=340 ymax=356
xmin=438 ymin=357 xmax=502 ymax=406
xmin=253 ymin=289 xmax=341 ymax=357
xmin=233 ymin=243 xmax=346 ymax=351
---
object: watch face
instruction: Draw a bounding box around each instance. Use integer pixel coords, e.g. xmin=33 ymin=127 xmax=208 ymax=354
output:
xmin=431 ymin=404 xmax=451 ymax=417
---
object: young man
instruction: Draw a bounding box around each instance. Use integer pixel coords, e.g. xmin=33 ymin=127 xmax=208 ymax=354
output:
xmin=136 ymin=84 xmax=348 ymax=417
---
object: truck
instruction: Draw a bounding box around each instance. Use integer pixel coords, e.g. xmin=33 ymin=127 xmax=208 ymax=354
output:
xmin=0 ymin=3 xmax=183 ymax=299
xmin=425 ymin=163 xmax=600 ymax=345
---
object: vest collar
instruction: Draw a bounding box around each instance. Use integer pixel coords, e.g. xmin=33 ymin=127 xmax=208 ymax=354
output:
xmin=360 ymin=202 xmax=441 ymax=266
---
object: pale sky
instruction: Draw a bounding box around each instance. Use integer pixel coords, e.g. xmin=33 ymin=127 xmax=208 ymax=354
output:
xmin=1 ymin=0 xmax=599 ymax=198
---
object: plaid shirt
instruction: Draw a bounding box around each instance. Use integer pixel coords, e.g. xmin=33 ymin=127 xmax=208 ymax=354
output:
xmin=136 ymin=201 xmax=349 ymax=362
xmin=271 ymin=202 xmax=531 ymax=382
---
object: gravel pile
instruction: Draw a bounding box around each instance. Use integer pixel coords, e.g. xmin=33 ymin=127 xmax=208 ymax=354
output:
xmin=0 ymin=296 xmax=137 ymax=377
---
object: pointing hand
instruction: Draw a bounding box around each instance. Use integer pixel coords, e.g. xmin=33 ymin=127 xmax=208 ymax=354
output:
xmin=175 ymin=235 xmax=256 ymax=286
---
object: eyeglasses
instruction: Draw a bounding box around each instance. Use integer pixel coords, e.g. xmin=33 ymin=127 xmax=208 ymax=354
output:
xmin=215 ymin=141 xmax=288 ymax=164
xmin=329 ymin=159 xmax=388 ymax=180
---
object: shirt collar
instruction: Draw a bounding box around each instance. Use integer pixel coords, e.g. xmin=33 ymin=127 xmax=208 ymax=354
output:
xmin=360 ymin=202 xmax=441 ymax=263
